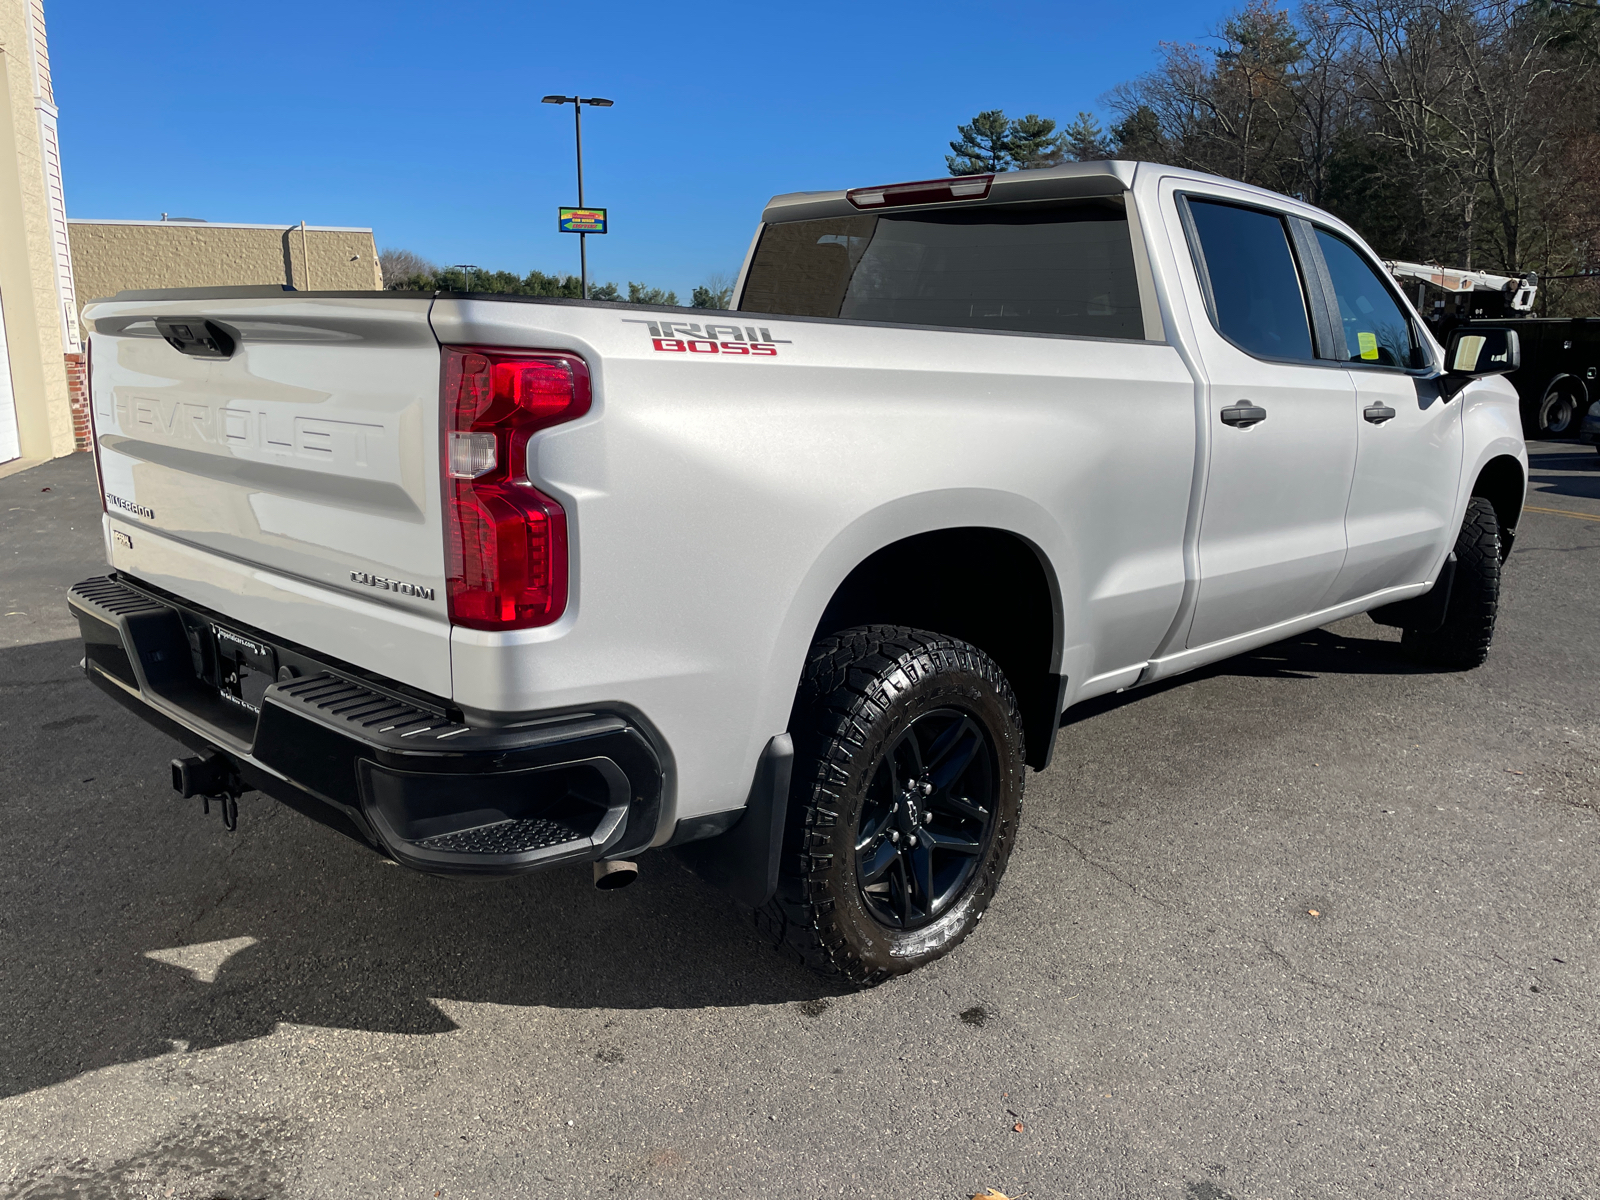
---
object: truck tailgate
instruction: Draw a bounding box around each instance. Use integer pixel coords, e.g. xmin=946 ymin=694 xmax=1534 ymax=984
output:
xmin=86 ymin=294 xmax=451 ymax=695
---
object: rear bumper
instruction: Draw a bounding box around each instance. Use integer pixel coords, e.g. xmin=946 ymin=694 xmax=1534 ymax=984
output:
xmin=68 ymin=574 xmax=665 ymax=877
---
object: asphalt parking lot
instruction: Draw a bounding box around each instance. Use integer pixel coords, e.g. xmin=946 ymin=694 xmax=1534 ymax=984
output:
xmin=1 ymin=443 xmax=1596 ymax=1200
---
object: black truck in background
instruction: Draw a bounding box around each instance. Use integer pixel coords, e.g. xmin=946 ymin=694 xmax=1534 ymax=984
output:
xmin=1480 ymin=316 xmax=1600 ymax=441
xmin=1398 ymin=263 xmax=1600 ymax=444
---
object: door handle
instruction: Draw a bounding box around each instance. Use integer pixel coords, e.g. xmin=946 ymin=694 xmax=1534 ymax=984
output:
xmin=1363 ymin=404 xmax=1397 ymax=425
xmin=1220 ymin=403 xmax=1267 ymax=428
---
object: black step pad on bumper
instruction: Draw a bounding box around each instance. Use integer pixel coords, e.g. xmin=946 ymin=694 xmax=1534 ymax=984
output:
xmin=69 ymin=574 xmax=664 ymax=877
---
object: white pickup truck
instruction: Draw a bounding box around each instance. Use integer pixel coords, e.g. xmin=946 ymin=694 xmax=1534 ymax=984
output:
xmin=71 ymin=161 xmax=1526 ymax=984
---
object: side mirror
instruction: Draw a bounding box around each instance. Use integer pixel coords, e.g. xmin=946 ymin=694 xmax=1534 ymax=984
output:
xmin=1441 ymin=327 xmax=1520 ymax=399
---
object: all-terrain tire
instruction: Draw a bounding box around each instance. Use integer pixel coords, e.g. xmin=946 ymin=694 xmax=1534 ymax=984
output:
xmin=1401 ymin=496 xmax=1502 ymax=669
xmin=755 ymin=625 xmax=1026 ymax=986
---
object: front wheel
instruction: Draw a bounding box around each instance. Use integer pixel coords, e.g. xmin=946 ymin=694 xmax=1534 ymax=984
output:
xmin=1401 ymin=497 xmax=1502 ymax=669
xmin=758 ymin=625 xmax=1026 ymax=985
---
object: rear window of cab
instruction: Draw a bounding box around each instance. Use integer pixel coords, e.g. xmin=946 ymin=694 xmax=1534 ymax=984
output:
xmin=740 ymin=197 xmax=1146 ymax=340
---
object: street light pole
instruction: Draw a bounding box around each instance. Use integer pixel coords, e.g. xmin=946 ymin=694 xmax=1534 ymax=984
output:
xmin=574 ymin=101 xmax=586 ymax=299
xmin=542 ymin=94 xmax=614 ymax=300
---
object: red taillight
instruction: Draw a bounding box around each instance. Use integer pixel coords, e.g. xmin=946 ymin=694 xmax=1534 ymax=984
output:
xmin=441 ymin=347 xmax=591 ymax=630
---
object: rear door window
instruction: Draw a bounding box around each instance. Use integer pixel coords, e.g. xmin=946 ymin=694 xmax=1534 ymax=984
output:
xmin=1184 ymin=199 xmax=1315 ymax=362
xmin=1314 ymin=229 xmax=1423 ymax=368
xmin=739 ymin=198 xmax=1145 ymax=339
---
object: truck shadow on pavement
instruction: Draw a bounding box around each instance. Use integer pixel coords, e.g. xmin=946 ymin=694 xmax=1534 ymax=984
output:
xmin=0 ymin=621 xmax=1448 ymax=1100
xmin=1063 ymin=621 xmax=1423 ymax=728
xmin=1527 ymin=447 xmax=1600 ymax=504
xmin=0 ymin=638 xmax=842 ymax=1102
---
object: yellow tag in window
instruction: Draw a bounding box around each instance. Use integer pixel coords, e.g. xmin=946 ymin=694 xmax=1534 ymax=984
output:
xmin=1357 ymin=331 xmax=1379 ymax=360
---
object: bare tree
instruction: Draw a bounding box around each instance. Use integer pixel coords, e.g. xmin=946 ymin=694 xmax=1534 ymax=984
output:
xmin=1097 ymin=0 xmax=1600 ymax=306
xmin=378 ymin=248 xmax=436 ymax=289
xmin=1291 ymin=5 xmax=1358 ymax=205
xmin=1331 ymin=0 xmax=1598 ymax=272
xmin=1108 ymin=1 xmax=1311 ymax=193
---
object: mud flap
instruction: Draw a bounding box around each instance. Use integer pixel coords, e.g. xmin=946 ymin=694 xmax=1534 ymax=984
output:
xmin=1370 ymin=552 xmax=1457 ymax=634
xmin=672 ymin=734 xmax=793 ymax=908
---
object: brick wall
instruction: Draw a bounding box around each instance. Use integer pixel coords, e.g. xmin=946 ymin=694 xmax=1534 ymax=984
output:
xmin=64 ymin=351 xmax=88 ymax=450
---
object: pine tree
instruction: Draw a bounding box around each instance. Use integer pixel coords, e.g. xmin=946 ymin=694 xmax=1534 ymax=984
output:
xmin=1007 ymin=113 xmax=1066 ymax=169
xmin=947 ymin=110 xmax=1013 ymax=174
xmin=628 ymin=282 xmax=679 ymax=306
xmin=1063 ymin=112 xmax=1113 ymax=161
xmin=691 ymin=271 xmax=736 ymax=310
xmin=692 ymin=284 xmax=733 ymax=309
xmin=1111 ymin=105 xmax=1165 ymax=161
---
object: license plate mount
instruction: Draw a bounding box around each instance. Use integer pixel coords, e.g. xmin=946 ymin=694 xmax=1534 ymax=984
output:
xmin=211 ymin=624 xmax=277 ymax=713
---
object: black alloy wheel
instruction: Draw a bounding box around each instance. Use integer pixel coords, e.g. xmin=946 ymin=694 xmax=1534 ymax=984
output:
xmin=759 ymin=625 xmax=1026 ymax=986
xmin=853 ymin=708 xmax=997 ymax=930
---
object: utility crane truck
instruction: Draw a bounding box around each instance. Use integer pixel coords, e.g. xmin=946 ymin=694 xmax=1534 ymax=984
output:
xmin=1387 ymin=258 xmax=1599 ymax=441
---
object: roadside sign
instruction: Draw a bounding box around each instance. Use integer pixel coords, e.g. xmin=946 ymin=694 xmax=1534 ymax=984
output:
xmin=559 ymin=207 xmax=607 ymax=234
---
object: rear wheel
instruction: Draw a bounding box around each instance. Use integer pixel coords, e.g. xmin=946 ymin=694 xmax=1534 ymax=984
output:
xmin=757 ymin=625 xmax=1025 ymax=985
xmin=1536 ymin=378 xmax=1586 ymax=438
xmin=1400 ymin=497 xmax=1502 ymax=669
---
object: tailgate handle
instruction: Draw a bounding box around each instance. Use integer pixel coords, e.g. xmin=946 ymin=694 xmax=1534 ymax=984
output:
xmin=155 ymin=317 xmax=237 ymax=359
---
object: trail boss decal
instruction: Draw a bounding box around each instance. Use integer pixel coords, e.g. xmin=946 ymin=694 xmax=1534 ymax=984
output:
xmin=622 ymin=319 xmax=791 ymax=357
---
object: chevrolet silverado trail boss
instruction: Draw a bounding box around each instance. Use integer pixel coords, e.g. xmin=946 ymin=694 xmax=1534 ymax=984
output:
xmin=70 ymin=161 xmax=1527 ymax=984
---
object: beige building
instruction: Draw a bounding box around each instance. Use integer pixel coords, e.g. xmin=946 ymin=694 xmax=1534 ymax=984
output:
xmin=69 ymin=220 xmax=382 ymax=323
xmin=0 ymin=0 xmax=82 ymax=469
xmin=0 ymin=2 xmax=384 ymax=471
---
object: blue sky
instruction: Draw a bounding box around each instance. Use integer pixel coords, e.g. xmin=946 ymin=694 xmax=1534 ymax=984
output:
xmin=54 ymin=0 xmax=1229 ymax=297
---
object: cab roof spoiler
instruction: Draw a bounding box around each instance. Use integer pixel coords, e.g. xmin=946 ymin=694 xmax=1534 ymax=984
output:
xmin=761 ymin=159 xmax=1140 ymax=224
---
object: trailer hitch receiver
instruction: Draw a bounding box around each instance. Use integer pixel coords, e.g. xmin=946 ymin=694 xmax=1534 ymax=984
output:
xmin=171 ymin=753 xmax=248 ymax=831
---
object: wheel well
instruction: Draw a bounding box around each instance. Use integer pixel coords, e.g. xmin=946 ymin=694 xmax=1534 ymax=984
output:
xmin=1471 ymin=455 xmax=1525 ymax=559
xmin=814 ymin=528 xmax=1062 ymax=770
xmin=1542 ymin=373 xmax=1589 ymax=404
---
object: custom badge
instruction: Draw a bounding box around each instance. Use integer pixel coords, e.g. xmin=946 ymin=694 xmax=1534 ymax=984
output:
xmin=350 ymin=570 xmax=436 ymax=601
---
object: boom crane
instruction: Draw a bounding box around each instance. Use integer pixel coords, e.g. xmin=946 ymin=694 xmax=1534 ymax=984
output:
xmin=1382 ymin=259 xmax=1600 ymax=440
xmin=1385 ymin=259 xmax=1539 ymax=316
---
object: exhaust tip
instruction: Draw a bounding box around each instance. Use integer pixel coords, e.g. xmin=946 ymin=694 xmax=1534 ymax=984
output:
xmin=593 ymin=859 xmax=639 ymax=890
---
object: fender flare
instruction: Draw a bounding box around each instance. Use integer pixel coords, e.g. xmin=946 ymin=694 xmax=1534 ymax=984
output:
xmin=749 ymin=488 xmax=1075 ymax=754
xmin=683 ymin=492 xmax=1075 ymax=905
xmin=1457 ymin=380 xmax=1529 ymax=554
